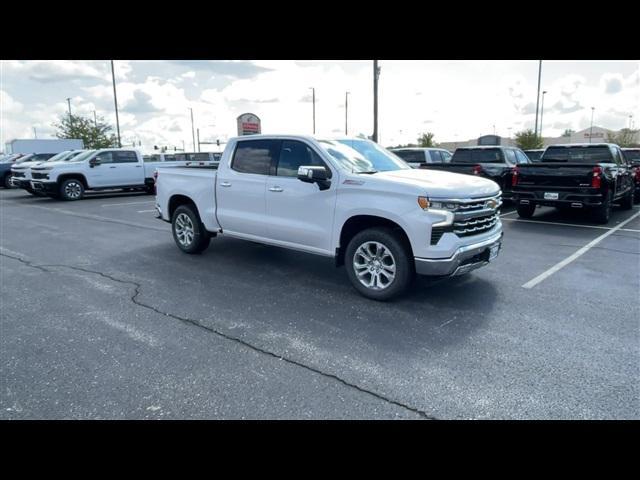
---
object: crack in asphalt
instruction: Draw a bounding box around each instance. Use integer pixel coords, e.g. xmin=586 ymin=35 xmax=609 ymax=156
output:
xmin=0 ymin=251 xmax=434 ymax=420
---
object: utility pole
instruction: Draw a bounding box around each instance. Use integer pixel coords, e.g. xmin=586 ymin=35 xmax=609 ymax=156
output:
xmin=534 ymin=60 xmax=542 ymax=138
xmin=372 ymin=60 xmax=380 ymax=143
xmin=189 ymin=108 xmax=196 ymax=152
xmin=93 ymin=110 xmax=98 ymax=129
xmin=197 ymin=128 xmax=201 ymax=152
xmin=345 ymin=91 xmax=350 ymax=135
xmin=589 ymin=107 xmax=595 ymax=143
xmin=66 ymin=97 xmax=72 ymax=129
xmin=110 ymin=60 xmax=122 ymax=148
xmin=33 ymin=127 xmax=37 ymax=139
xmin=310 ymin=87 xmax=316 ymax=134
xmin=539 ymin=90 xmax=547 ymax=141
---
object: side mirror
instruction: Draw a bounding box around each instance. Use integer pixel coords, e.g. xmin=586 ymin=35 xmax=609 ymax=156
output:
xmin=297 ymin=166 xmax=330 ymax=190
xmin=89 ymin=157 xmax=101 ymax=168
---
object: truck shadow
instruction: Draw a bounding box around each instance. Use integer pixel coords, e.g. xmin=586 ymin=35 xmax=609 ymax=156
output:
xmin=112 ymin=237 xmax=498 ymax=352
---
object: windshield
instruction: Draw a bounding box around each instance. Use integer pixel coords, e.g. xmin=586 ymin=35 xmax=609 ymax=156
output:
xmin=41 ymin=151 xmax=73 ymax=163
xmin=542 ymin=146 xmax=613 ymax=163
xmin=318 ymin=139 xmax=410 ymax=173
xmin=452 ymin=148 xmax=504 ymax=163
xmin=67 ymin=150 xmax=97 ymax=162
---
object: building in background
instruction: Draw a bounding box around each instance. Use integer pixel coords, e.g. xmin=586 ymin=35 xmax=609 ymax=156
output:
xmin=437 ymin=127 xmax=639 ymax=151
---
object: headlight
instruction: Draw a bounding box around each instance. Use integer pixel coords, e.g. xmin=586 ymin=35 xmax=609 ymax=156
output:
xmin=417 ymin=197 xmax=457 ymax=211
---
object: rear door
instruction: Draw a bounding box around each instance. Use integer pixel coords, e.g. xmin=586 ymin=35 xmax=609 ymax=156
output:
xmin=264 ymin=139 xmax=338 ymax=253
xmin=215 ymin=139 xmax=280 ymax=238
xmin=111 ymin=150 xmax=144 ymax=185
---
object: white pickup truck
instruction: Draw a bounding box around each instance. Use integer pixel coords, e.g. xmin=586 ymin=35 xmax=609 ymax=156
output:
xmin=155 ymin=135 xmax=503 ymax=300
xmin=10 ymin=149 xmax=86 ymax=194
xmin=29 ymin=148 xmax=214 ymax=200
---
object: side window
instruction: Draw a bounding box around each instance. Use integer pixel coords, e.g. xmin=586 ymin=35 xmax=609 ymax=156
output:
xmin=95 ymin=152 xmax=114 ymax=164
xmin=232 ymin=140 xmax=280 ymax=175
xmin=276 ymin=140 xmax=328 ymax=177
xmin=504 ymin=149 xmax=517 ymax=165
xmin=615 ymin=148 xmax=625 ymax=165
xmin=143 ymin=155 xmax=157 ymax=162
xmin=163 ymin=155 xmax=176 ymax=162
xmin=429 ymin=150 xmax=443 ymax=163
xmin=515 ymin=150 xmax=530 ymax=164
xmin=441 ymin=151 xmax=452 ymax=163
xmin=113 ymin=151 xmax=138 ymax=163
xmin=175 ymin=154 xmax=187 ymax=162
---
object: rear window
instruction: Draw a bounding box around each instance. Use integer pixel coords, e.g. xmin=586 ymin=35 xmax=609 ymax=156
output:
xmin=623 ymin=149 xmax=640 ymax=162
xmin=542 ymin=146 xmax=613 ymax=163
xmin=525 ymin=150 xmax=543 ymax=161
xmin=452 ymin=148 xmax=504 ymax=163
xmin=232 ymin=140 xmax=280 ymax=175
xmin=392 ymin=150 xmax=425 ymax=164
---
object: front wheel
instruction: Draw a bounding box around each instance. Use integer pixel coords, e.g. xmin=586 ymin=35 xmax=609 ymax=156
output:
xmin=3 ymin=174 xmax=12 ymax=189
xmin=59 ymin=179 xmax=84 ymax=201
xmin=517 ymin=203 xmax=536 ymax=219
xmin=345 ymin=227 xmax=413 ymax=301
xmin=171 ymin=204 xmax=211 ymax=254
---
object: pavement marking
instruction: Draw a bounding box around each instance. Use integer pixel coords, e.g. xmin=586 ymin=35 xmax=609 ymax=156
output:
xmin=101 ymin=201 xmax=155 ymax=207
xmin=501 ymin=216 xmax=640 ymax=233
xmin=522 ymin=210 xmax=640 ymax=289
xmin=137 ymin=209 xmax=157 ymax=213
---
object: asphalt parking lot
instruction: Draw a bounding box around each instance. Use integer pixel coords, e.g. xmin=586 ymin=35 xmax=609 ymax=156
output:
xmin=1 ymin=188 xmax=639 ymax=419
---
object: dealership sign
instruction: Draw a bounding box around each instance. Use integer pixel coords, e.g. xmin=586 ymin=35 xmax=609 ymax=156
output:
xmin=237 ymin=113 xmax=261 ymax=136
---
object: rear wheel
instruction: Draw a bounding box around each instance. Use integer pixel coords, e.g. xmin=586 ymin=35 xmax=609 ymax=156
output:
xmin=171 ymin=204 xmax=211 ymax=254
xmin=620 ymin=188 xmax=634 ymax=210
xmin=516 ymin=203 xmax=536 ymax=219
xmin=592 ymin=192 xmax=612 ymax=224
xmin=59 ymin=179 xmax=84 ymax=201
xmin=345 ymin=227 xmax=413 ymax=301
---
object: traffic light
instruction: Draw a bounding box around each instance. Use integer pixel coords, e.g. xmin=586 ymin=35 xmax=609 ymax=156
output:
xmin=217 ymin=139 xmax=220 ymax=147
xmin=154 ymin=145 xmax=158 ymax=150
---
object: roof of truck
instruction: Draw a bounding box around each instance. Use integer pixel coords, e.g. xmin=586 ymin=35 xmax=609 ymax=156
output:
xmin=547 ymin=143 xmax=616 ymax=148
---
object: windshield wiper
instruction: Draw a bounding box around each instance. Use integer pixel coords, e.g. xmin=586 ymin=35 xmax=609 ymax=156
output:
xmin=356 ymin=170 xmax=379 ymax=174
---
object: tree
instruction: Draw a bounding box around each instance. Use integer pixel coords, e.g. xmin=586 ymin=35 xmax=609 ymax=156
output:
xmin=514 ymin=129 xmax=543 ymax=149
xmin=417 ymin=132 xmax=435 ymax=147
xmin=562 ymin=129 xmax=575 ymax=137
xmin=53 ymin=113 xmax=119 ymax=149
xmin=606 ymin=128 xmax=640 ymax=148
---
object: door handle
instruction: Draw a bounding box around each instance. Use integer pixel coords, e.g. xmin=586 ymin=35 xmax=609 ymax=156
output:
xmin=135 ymin=165 xmax=142 ymax=168
xmin=220 ymin=181 xmax=232 ymax=187
xmin=269 ymin=186 xmax=284 ymax=192
xmin=109 ymin=166 xmax=117 ymax=169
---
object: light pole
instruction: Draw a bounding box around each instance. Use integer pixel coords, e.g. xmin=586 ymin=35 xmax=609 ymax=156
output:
xmin=589 ymin=107 xmax=595 ymax=143
xmin=93 ymin=110 xmax=98 ymax=129
xmin=372 ymin=60 xmax=380 ymax=143
xmin=110 ymin=61 xmax=122 ymax=148
xmin=629 ymin=114 xmax=634 ymax=129
xmin=534 ymin=60 xmax=542 ymax=138
xmin=345 ymin=91 xmax=350 ymax=136
xmin=539 ymin=90 xmax=547 ymax=141
xmin=66 ymin=97 xmax=72 ymax=129
xmin=33 ymin=127 xmax=37 ymax=139
xmin=309 ymin=87 xmax=316 ymax=134
xmin=189 ymin=108 xmax=196 ymax=152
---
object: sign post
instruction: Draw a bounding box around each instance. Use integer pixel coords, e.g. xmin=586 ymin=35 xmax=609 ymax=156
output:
xmin=237 ymin=113 xmax=261 ymax=136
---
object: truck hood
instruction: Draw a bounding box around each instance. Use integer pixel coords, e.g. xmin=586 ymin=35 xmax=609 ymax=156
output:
xmin=371 ymin=168 xmax=500 ymax=198
xmin=32 ymin=160 xmax=76 ymax=170
xmin=11 ymin=161 xmax=44 ymax=170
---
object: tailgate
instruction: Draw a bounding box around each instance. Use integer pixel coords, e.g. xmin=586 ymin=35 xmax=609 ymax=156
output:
xmin=517 ymin=163 xmax=594 ymax=188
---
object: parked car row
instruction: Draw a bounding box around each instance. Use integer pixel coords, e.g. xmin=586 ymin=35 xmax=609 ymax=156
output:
xmin=2 ymin=149 xmax=220 ymax=200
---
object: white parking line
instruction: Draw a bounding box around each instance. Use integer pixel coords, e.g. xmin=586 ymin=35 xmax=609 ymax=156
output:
xmin=137 ymin=209 xmax=157 ymax=213
xmin=501 ymin=217 xmax=640 ymax=233
xmin=101 ymin=201 xmax=155 ymax=207
xmin=521 ymin=211 xmax=640 ymax=289
xmin=500 ymin=211 xmax=517 ymax=217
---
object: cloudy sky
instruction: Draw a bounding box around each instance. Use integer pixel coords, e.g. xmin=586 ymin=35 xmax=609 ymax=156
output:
xmin=1 ymin=60 xmax=638 ymax=151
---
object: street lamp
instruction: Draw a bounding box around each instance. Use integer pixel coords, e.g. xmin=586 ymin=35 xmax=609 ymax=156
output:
xmin=345 ymin=91 xmax=350 ymax=136
xmin=534 ymin=60 xmax=542 ymax=138
xmin=110 ymin=60 xmax=122 ymax=148
xmin=189 ymin=108 xmax=196 ymax=152
xmin=539 ymin=90 xmax=547 ymax=140
xmin=309 ymin=87 xmax=316 ymax=134
xmin=590 ymin=107 xmax=595 ymax=143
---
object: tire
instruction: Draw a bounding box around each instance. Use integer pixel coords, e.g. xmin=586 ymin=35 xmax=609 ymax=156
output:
xmin=3 ymin=174 xmax=12 ymax=189
xmin=517 ymin=203 xmax=536 ymax=219
xmin=171 ymin=204 xmax=211 ymax=254
xmin=592 ymin=191 xmax=612 ymax=224
xmin=59 ymin=178 xmax=84 ymax=201
xmin=620 ymin=188 xmax=634 ymax=210
xmin=344 ymin=227 xmax=413 ymax=301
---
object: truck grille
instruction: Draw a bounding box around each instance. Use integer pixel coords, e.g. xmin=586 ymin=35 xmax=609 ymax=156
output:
xmin=12 ymin=171 xmax=25 ymax=178
xmin=31 ymin=172 xmax=48 ymax=180
xmin=453 ymin=213 xmax=499 ymax=237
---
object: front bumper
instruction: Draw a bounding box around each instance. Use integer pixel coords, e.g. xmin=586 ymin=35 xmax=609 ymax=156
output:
xmin=415 ymin=230 xmax=503 ymax=277
xmin=11 ymin=177 xmax=31 ymax=189
xmin=30 ymin=181 xmax=58 ymax=194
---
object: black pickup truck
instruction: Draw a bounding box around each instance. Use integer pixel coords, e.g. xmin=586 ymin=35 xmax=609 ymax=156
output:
xmin=421 ymin=146 xmax=531 ymax=201
xmin=512 ymin=143 xmax=635 ymax=223
xmin=622 ymin=148 xmax=640 ymax=202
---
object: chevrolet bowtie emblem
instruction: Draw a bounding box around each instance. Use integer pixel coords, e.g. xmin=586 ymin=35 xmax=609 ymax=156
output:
xmin=486 ymin=199 xmax=498 ymax=209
